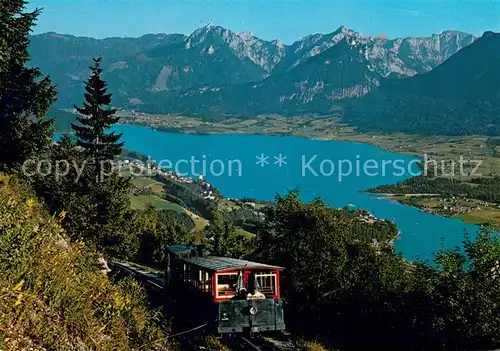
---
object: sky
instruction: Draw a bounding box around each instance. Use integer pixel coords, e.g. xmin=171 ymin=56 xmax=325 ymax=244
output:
xmin=28 ymin=0 xmax=500 ymax=44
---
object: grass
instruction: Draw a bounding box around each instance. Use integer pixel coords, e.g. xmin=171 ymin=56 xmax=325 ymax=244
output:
xmin=217 ymin=199 xmax=241 ymax=212
xmin=204 ymin=335 xmax=230 ymax=351
xmin=129 ymin=194 xmax=185 ymax=213
xmin=418 ymin=198 xmax=442 ymax=208
xmin=128 ymin=172 xmax=209 ymax=232
xmin=149 ymin=183 xmax=165 ymax=194
xmin=131 ymin=177 xmax=165 ymax=194
xmin=183 ymin=208 xmax=210 ymax=232
xmin=131 ymin=177 xmax=157 ymax=188
xmin=0 ymin=175 xmax=169 ymax=350
xmin=458 ymin=209 xmax=500 ymax=226
xmin=295 ymin=340 xmax=330 ymax=351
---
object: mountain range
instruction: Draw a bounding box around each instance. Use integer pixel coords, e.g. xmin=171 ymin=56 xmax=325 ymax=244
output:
xmin=29 ymin=25 xmax=475 ymax=106
xmin=344 ymin=31 xmax=500 ymax=135
xmin=29 ymin=25 xmax=500 ymax=136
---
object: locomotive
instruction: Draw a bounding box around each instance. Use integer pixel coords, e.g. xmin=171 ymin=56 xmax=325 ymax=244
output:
xmin=164 ymin=245 xmax=286 ymax=334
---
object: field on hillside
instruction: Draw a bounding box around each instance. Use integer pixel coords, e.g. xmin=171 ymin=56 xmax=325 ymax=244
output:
xmin=458 ymin=209 xmax=500 ymax=226
xmin=131 ymin=177 xmax=158 ymax=188
xmin=183 ymin=207 xmax=210 ymax=232
xmin=128 ymin=174 xmax=211 ymax=232
xmin=129 ymin=194 xmax=186 ymax=212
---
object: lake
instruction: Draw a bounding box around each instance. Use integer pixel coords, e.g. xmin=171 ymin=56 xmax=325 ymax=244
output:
xmin=112 ymin=124 xmax=477 ymax=261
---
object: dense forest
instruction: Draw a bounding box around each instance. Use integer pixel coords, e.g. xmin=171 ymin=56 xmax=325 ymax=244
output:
xmin=343 ymin=95 xmax=500 ymax=136
xmin=369 ymin=175 xmax=500 ymax=204
xmin=1 ymin=1 xmax=500 ymax=350
xmin=250 ymin=193 xmax=500 ymax=349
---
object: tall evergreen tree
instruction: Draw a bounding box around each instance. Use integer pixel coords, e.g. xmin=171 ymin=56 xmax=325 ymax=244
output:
xmin=32 ymin=58 xmax=133 ymax=255
xmin=72 ymin=57 xmax=124 ymax=174
xmin=0 ymin=0 xmax=56 ymax=169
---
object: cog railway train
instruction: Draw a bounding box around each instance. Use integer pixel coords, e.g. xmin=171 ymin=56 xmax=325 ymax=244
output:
xmin=164 ymin=245 xmax=286 ymax=335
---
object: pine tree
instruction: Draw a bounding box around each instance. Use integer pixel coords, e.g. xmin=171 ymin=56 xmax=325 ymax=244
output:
xmin=72 ymin=57 xmax=124 ymax=174
xmin=63 ymin=58 xmax=132 ymax=254
xmin=0 ymin=0 xmax=57 ymax=169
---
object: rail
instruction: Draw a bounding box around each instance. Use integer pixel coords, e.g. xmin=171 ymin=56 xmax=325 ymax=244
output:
xmin=233 ymin=334 xmax=295 ymax=351
xmin=240 ymin=336 xmax=263 ymax=351
xmin=112 ymin=261 xmax=165 ymax=292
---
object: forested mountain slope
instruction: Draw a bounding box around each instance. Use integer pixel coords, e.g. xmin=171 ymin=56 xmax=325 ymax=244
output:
xmin=344 ymin=31 xmax=500 ymax=135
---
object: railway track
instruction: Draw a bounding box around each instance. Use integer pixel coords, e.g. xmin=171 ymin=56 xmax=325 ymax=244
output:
xmin=112 ymin=261 xmax=165 ymax=291
xmin=234 ymin=334 xmax=296 ymax=351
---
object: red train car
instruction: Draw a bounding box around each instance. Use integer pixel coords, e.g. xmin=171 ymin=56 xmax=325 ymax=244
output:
xmin=165 ymin=245 xmax=286 ymax=334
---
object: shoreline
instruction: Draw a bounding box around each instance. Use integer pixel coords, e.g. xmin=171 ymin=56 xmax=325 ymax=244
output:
xmin=116 ymin=116 xmax=419 ymax=156
xmin=369 ymin=192 xmax=499 ymax=227
xmin=115 ymin=114 xmax=497 ymax=169
xmin=110 ymin=113 xmax=500 ymax=227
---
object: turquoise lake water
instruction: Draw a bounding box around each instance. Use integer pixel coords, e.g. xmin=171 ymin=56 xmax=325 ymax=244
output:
xmin=109 ymin=125 xmax=477 ymax=261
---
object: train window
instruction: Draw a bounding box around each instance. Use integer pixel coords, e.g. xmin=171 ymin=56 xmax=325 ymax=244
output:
xmin=216 ymin=273 xmax=238 ymax=298
xmin=183 ymin=264 xmax=196 ymax=286
xmin=255 ymin=272 xmax=277 ymax=296
xmin=181 ymin=264 xmax=186 ymax=282
xmin=181 ymin=265 xmax=213 ymax=293
xmin=200 ymin=271 xmax=213 ymax=293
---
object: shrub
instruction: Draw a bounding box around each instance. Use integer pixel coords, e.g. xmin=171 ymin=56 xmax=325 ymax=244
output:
xmin=296 ymin=340 xmax=329 ymax=351
xmin=0 ymin=176 xmax=171 ymax=350
xmin=204 ymin=335 xmax=229 ymax=351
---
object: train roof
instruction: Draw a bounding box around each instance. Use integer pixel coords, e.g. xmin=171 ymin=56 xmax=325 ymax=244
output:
xmin=180 ymin=256 xmax=284 ymax=272
xmin=168 ymin=244 xmax=196 ymax=256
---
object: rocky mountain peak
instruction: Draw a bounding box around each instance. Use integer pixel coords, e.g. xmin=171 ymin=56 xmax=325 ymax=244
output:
xmin=238 ymin=31 xmax=254 ymax=40
xmin=184 ymin=24 xmax=287 ymax=72
xmin=334 ymin=25 xmax=355 ymax=35
xmin=185 ymin=23 xmax=228 ymax=49
xmin=272 ymin=39 xmax=285 ymax=49
xmin=440 ymin=30 xmax=471 ymax=37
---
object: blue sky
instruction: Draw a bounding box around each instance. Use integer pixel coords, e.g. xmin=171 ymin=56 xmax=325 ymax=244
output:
xmin=29 ymin=0 xmax=500 ymax=43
